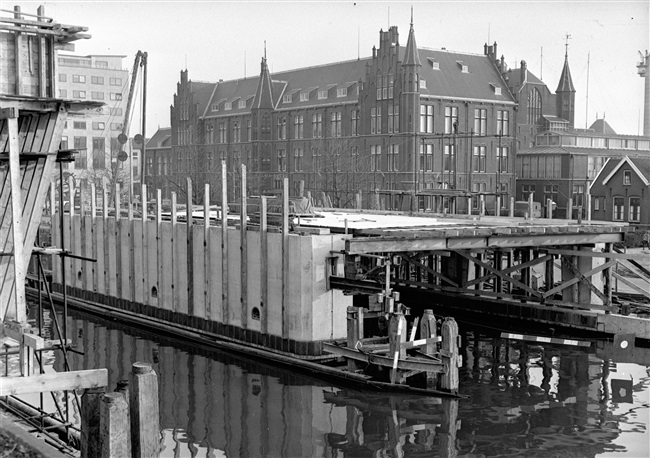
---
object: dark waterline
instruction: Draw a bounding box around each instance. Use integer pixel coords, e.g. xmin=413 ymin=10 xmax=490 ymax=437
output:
xmin=13 ymin=305 xmax=650 ymax=457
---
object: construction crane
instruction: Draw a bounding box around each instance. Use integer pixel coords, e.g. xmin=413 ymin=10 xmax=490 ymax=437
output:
xmin=114 ymin=50 xmax=147 ymax=203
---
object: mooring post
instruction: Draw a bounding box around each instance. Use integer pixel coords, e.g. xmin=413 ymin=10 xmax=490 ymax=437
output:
xmin=389 ymin=313 xmax=407 ymax=384
xmin=81 ymin=387 xmax=105 ymax=458
xmin=567 ymin=198 xmax=573 ymax=220
xmin=547 ymin=198 xmax=553 ymax=219
xmin=419 ymin=309 xmax=438 ymax=388
xmin=130 ymin=362 xmax=160 ymax=458
xmin=509 ymin=196 xmax=515 ymax=217
xmin=100 ymin=392 xmax=130 ymax=458
xmin=439 ymin=317 xmax=459 ymax=394
xmin=346 ymin=306 xmax=364 ymax=372
xmin=439 ymin=399 xmax=460 ymax=457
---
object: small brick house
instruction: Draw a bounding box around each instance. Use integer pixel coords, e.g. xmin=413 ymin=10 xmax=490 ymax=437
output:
xmin=589 ymin=156 xmax=650 ymax=225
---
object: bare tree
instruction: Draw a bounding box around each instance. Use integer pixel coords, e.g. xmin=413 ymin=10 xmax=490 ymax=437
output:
xmin=310 ymin=136 xmax=369 ymax=208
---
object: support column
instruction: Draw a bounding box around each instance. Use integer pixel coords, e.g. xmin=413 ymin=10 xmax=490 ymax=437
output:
xmin=130 ymin=362 xmax=160 ymax=458
xmin=439 ymin=317 xmax=459 ymax=394
xmin=389 ymin=313 xmax=407 ymax=384
xmin=100 ymin=393 xmax=130 ymax=458
xmin=346 ymin=306 xmax=364 ymax=372
xmin=419 ymin=309 xmax=438 ymax=388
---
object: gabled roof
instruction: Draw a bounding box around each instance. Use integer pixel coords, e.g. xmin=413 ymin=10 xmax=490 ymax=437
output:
xmin=415 ymin=47 xmax=515 ymax=103
xmin=592 ymin=156 xmax=650 ymax=188
xmin=146 ymin=127 xmax=172 ymax=149
xmin=188 ymin=81 xmax=217 ymax=119
xmin=504 ymin=66 xmax=545 ymax=91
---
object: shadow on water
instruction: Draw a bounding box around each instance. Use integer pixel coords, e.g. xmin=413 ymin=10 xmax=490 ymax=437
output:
xmin=18 ymin=303 xmax=650 ymax=458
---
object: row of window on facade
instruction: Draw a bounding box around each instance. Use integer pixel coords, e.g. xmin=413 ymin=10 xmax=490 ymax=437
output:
xmin=536 ymin=133 xmax=650 ymax=150
xmin=58 ymin=88 xmax=123 ymax=100
xmin=420 ymin=106 xmax=510 ymax=136
xmin=60 ymin=136 xmax=125 ymax=170
xmin=68 ymin=120 xmax=123 ymax=131
xmin=419 ymin=144 xmax=510 ymax=174
xmin=58 ymin=73 xmax=123 ymax=86
xmin=181 ymin=106 xmax=511 ymax=147
xmin=520 ymin=184 xmax=586 ymax=207
xmin=593 ymin=196 xmax=642 ymax=222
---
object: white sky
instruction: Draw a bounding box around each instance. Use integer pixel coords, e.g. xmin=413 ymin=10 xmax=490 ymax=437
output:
xmin=10 ymin=0 xmax=649 ymax=137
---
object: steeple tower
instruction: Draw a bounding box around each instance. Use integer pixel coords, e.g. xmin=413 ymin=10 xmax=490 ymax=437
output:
xmin=556 ymin=35 xmax=576 ymax=128
xmin=402 ymin=8 xmax=421 ymax=68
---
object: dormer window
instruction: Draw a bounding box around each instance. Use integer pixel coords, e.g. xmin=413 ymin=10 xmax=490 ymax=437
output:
xmin=490 ymin=83 xmax=502 ymax=95
xmin=238 ymin=100 xmax=246 ymax=109
xmin=457 ymin=61 xmax=469 ymax=73
xmin=300 ymin=92 xmax=309 ymax=102
xmin=211 ymin=103 xmax=219 ymax=112
xmin=224 ymin=102 xmax=232 ymax=110
xmin=318 ymin=90 xmax=327 ymax=100
xmin=428 ymin=58 xmax=440 ymax=70
xmin=337 ymin=87 xmax=347 ymax=97
xmin=419 ymin=79 xmax=427 ymax=89
xmin=283 ymin=94 xmax=292 ymax=103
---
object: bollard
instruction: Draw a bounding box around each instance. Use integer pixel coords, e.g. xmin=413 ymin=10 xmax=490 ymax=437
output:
xmin=130 ymin=362 xmax=160 ymax=458
xmin=419 ymin=309 xmax=438 ymax=388
xmin=388 ymin=313 xmax=407 ymax=384
xmin=100 ymin=393 xmax=131 ymax=458
xmin=346 ymin=306 xmax=364 ymax=372
xmin=439 ymin=317 xmax=459 ymax=394
xmin=81 ymin=387 xmax=105 ymax=458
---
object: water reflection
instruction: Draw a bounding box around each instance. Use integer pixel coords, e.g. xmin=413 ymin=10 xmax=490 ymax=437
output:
xmin=29 ymin=308 xmax=650 ymax=457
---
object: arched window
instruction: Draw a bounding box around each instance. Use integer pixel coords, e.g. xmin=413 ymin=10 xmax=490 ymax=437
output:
xmin=527 ymin=88 xmax=542 ymax=125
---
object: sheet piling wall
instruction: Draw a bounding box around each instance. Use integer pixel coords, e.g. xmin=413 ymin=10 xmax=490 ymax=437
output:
xmin=51 ymin=211 xmax=351 ymax=356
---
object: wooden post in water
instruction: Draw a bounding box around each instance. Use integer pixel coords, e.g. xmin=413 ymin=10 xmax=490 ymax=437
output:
xmin=81 ymin=387 xmax=105 ymax=458
xmin=186 ymin=178 xmax=194 ymax=315
xmin=419 ymin=309 xmax=438 ymax=388
xmin=240 ymin=165 xmax=248 ymax=329
xmin=509 ymin=196 xmax=515 ymax=217
xmin=260 ymin=196 xmax=268 ymax=338
xmin=282 ymin=177 xmax=289 ymax=338
xmin=130 ymin=362 xmax=160 ymax=458
xmin=221 ymin=161 xmax=229 ymax=324
xmin=204 ymin=184 xmax=211 ymax=320
xmin=100 ymin=392 xmax=130 ymax=458
xmin=389 ymin=313 xmax=407 ymax=384
xmin=439 ymin=317 xmax=459 ymax=394
xmin=346 ymin=306 xmax=364 ymax=372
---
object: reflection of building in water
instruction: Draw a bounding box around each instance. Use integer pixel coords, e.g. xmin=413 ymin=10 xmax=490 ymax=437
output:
xmin=46 ymin=309 xmax=646 ymax=457
xmin=458 ymin=329 xmax=625 ymax=456
xmin=55 ymin=312 xmax=348 ymax=457
xmin=323 ymin=391 xmax=459 ymax=458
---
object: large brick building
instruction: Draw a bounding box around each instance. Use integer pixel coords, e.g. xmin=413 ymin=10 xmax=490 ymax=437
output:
xmin=146 ymin=22 xmax=518 ymax=213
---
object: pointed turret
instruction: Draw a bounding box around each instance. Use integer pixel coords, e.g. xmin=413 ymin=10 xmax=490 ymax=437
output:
xmin=402 ymin=13 xmax=421 ymax=67
xmin=556 ymin=54 xmax=576 ymax=93
xmin=253 ymin=56 xmax=274 ymax=109
xmin=556 ymin=50 xmax=576 ymax=128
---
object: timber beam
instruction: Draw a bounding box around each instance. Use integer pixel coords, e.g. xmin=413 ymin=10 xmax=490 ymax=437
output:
xmin=0 ymin=369 xmax=108 ymax=396
xmin=345 ymin=232 xmax=624 ymax=255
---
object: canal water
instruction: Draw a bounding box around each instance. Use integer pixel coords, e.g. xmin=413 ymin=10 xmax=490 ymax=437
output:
xmin=14 ymin=304 xmax=650 ymax=457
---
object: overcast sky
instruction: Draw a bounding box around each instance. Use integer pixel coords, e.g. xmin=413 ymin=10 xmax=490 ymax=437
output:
xmin=12 ymin=1 xmax=649 ymax=137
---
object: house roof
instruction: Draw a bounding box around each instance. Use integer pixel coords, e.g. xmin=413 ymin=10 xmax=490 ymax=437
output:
xmin=197 ymin=25 xmax=515 ymax=118
xmin=589 ymin=118 xmax=617 ymax=135
xmin=189 ymin=81 xmax=217 ymax=119
xmin=415 ymin=47 xmax=515 ymax=103
xmin=146 ymin=127 xmax=172 ymax=149
xmin=591 ymin=156 xmax=650 ymax=189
